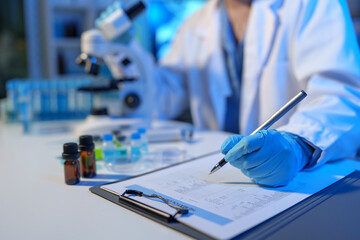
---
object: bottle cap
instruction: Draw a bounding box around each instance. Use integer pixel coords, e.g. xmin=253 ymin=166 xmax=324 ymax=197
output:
xmin=62 ymin=142 xmax=80 ymax=160
xmin=112 ymin=129 xmax=121 ymax=136
xmin=103 ymin=134 xmax=113 ymax=141
xmin=79 ymin=135 xmax=95 ymax=151
xmin=93 ymin=135 xmax=102 ymax=142
xmin=138 ymin=128 xmax=146 ymax=134
xmin=130 ymin=133 xmax=140 ymax=140
xmin=116 ymin=135 xmax=127 ymax=143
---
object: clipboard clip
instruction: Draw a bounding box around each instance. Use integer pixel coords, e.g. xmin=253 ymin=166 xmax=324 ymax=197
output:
xmin=119 ymin=189 xmax=189 ymax=223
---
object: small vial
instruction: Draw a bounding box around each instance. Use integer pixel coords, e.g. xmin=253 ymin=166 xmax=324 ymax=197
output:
xmin=130 ymin=133 xmax=142 ymax=162
xmin=62 ymin=142 xmax=80 ymax=185
xmin=115 ymin=135 xmax=127 ymax=148
xmin=112 ymin=129 xmax=121 ymax=137
xmin=112 ymin=130 xmax=121 ymax=147
xmin=79 ymin=135 xmax=96 ymax=178
xmin=93 ymin=135 xmax=103 ymax=160
xmin=103 ymin=134 xmax=116 ymax=167
xmin=138 ymin=128 xmax=148 ymax=152
xmin=115 ymin=135 xmax=128 ymax=161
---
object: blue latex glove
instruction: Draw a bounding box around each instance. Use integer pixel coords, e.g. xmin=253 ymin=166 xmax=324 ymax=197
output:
xmin=221 ymin=130 xmax=313 ymax=187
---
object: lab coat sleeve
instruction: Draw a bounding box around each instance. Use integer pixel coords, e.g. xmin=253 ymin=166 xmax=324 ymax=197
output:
xmin=278 ymin=0 xmax=360 ymax=168
xmin=127 ymin=25 xmax=190 ymax=120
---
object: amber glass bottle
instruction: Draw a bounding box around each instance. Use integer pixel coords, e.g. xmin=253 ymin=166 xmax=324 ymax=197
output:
xmin=62 ymin=142 xmax=80 ymax=185
xmin=79 ymin=135 xmax=96 ymax=178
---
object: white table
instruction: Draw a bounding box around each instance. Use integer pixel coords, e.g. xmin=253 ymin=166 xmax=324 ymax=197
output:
xmin=0 ymin=120 xmax=231 ymax=240
xmin=2 ymin=120 xmax=360 ymax=239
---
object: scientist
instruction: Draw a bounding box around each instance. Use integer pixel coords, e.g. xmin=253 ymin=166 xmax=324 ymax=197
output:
xmin=130 ymin=0 xmax=360 ymax=187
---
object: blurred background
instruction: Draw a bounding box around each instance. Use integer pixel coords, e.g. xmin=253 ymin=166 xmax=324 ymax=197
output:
xmin=0 ymin=0 xmax=359 ymax=122
xmin=0 ymin=0 xmax=206 ymax=99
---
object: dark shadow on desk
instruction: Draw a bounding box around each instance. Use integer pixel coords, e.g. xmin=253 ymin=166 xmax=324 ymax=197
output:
xmin=236 ymin=170 xmax=360 ymax=240
xmin=76 ymin=181 xmax=114 ymax=186
xmin=74 ymin=174 xmax=132 ymax=187
xmin=94 ymin=174 xmax=131 ymax=180
xmin=218 ymin=161 xmax=360 ymax=196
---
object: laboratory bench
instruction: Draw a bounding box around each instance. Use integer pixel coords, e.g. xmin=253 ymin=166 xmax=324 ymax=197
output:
xmin=2 ymin=120 xmax=360 ymax=240
xmin=0 ymin=120 xmax=230 ymax=240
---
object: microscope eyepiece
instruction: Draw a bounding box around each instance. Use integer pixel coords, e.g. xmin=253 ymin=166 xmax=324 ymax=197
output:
xmin=125 ymin=1 xmax=146 ymax=20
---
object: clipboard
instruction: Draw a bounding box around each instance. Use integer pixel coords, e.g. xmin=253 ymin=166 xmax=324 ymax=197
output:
xmin=91 ymin=182 xmax=215 ymax=240
xmin=90 ymin=165 xmax=360 ymax=240
xmin=90 ymin=154 xmax=219 ymax=240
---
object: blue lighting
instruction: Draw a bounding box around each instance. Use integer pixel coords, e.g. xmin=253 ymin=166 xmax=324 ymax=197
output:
xmin=147 ymin=0 xmax=206 ymax=59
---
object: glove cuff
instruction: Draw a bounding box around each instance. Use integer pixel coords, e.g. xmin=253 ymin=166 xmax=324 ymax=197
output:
xmin=281 ymin=131 xmax=314 ymax=172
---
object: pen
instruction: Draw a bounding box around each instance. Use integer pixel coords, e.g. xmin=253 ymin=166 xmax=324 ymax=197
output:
xmin=209 ymin=90 xmax=307 ymax=175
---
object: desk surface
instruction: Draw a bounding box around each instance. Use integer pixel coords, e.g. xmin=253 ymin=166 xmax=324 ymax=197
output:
xmin=0 ymin=120 xmax=231 ymax=240
xmin=2 ymin=120 xmax=360 ymax=240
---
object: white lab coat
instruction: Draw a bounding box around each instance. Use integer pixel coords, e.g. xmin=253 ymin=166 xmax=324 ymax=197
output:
xmin=131 ymin=0 xmax=360 ymax=167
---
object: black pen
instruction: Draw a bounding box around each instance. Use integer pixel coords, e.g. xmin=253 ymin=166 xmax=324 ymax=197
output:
xmin=209 ymin=90 xmax=307 ymax=175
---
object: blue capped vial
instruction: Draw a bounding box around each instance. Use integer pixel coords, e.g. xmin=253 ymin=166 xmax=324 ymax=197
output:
xmin=130 ymin=133 xmax=142 ymax=162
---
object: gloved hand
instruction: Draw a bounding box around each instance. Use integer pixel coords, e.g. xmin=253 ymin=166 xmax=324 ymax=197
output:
xmin=221 ymin=130 xmax=313 ymax=187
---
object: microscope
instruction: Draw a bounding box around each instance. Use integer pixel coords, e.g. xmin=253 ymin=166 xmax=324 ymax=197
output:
xmin=75 ymin=1 xmax=151 ymax=135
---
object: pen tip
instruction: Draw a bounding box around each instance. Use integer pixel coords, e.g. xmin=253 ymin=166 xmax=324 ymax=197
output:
xmin=209 ymin=166 xmax=218 ymax=175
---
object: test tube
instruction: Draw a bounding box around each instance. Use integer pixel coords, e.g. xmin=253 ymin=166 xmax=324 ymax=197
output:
xmin=40 ymin=81 xmax=51 ymax=120
xmin=102 ymin=134 xmax=116 ymax=169
xmin=130 ymin=133 xmax=142 ymax=162
xmin=67 ymin=79 xmax=77 ymax=119
xmin=31 ymin=81 xmax=42 ymax=121
xmin=5 ymin=79 xmax=19 ymax=121
xmin=138 ymin=128 xmax=148 ymax=152
xmin=49 ymin=80 xmax=58 ymax=120
xmin=18 ymin=81 xmax=32 ymax=134
xmin=57 ymin=81 xmax=68 ymax=119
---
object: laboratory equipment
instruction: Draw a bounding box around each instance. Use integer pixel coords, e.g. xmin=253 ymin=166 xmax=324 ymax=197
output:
xmin=130 ymin=133 xmax=142 ymax=162
xmin=140 ymin=147 xmax=187 ymax=169
xmin=74 ymin=115 xmax=143 ymax=136
xmin=115 ymin=135 xmax=127 ymax=148
xmin=62 ymin=142 xmax=80 ymax=185
xmin=138 ymin=128 xmax=148 ymax=152
xmin=18 ymin=82 xmax=32 ymax=133
xmin=79 ymin=135 xmax=96 ymax=178
xmin=102 ymin=132 xmax=145 ymax=173
xmin=102 ymin=134 xmax=116 ymax=170
xmin=75 ymin=1 xmax=151 ymax=124
xmin=93 ymin=135 xmax=103 ymax=160
xmin=5 ymin=80 xmax=19 ymax=121
xmin=3 ymin=78 xmax=94 ymax=123
xmin=146 ymin=128 xmax=193 ymax=143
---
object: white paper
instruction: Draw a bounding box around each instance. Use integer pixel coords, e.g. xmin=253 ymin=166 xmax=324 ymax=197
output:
xmin=102 ymin=153 xmax=358 ymax=239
